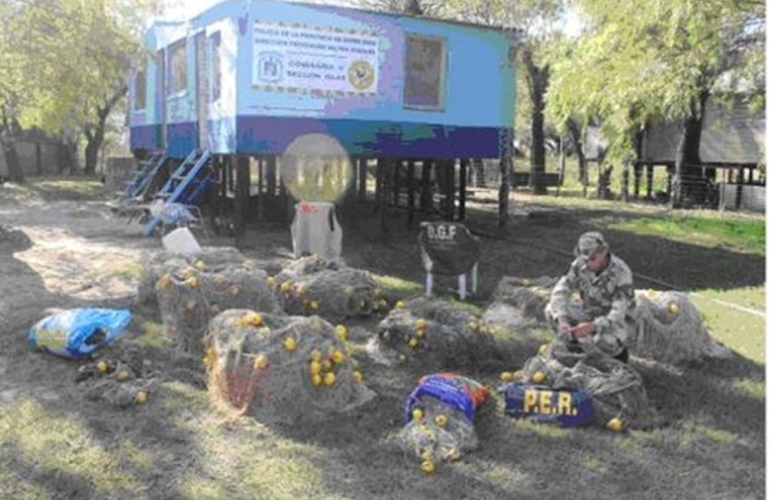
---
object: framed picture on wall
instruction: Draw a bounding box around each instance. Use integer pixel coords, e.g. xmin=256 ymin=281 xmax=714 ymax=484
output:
xmin=403 ymin=34 xmax=446 ymax=111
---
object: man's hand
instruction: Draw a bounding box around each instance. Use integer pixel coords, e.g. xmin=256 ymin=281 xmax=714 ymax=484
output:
xmin=569 ymin=321 xmax=596 ymax=339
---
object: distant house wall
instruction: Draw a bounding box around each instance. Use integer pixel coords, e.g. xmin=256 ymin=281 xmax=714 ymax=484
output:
xmin=0 ymin=139 xmax=65 ymax=177
xmin=721 ymin=184 xmax=765 ymax=212
xmin=641 ymin=98 xmax=765 ymax=165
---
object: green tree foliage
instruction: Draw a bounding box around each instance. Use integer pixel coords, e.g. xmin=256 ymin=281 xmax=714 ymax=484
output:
xmin=0 ymin=1 xmax=32 ymax=182
xmin=547 ymin=0 xmax=765 ymax=204
xmin=356 ymin=0 xmax=444 ymax=15
xmin=0 ymin=0 xmax=164 ymax=179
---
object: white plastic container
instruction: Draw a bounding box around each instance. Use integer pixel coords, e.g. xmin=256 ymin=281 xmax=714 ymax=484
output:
xmin=162 ymin=227 xmax=201 ymax=255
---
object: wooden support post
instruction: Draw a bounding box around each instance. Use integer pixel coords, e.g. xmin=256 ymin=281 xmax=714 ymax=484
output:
xmin=211 ymin=155 xmax=224 ymax=223
xmin=379 ymin=158 xmax=391 ymax=230
xmin=420 ymin=160 xmax=432 ymax=211
xmin=459 ymin=159 xmax=468 ymax=221
xmin=407 ymin=159 xmax=415 ymax=225
xmin=234 ymin=156 xmax=250 ymax=245
xmin=445 ymin=160 xmax=456 ymax=221
xmin=357 ymin=157 xmax=367 ymax=201
xmin=633 ymin=163 xmax=642 ymax=199
xmin=392 ymin=158 xmax=401 ymax=207
xmin=374 ymin=158 xmax=383 ymax=210
xmin=646 ymin=164 xmax=654 ymax=199
xmin=226 ymin=155 xmax=235 ymax=194
xmin=736 ymin=167 xmax=745 ymax=209
xmin=437 ymin=160 xmax=447 ymax=218
xmin=257 ymin=157 xmax=265 ymax=221
xmin=498 ymin=131 xmax=512 ymax=228
xmin=266 ymin=155 xmax=277 ymax=199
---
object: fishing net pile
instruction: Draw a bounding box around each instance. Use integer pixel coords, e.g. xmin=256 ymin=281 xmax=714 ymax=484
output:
xmin=512 ymin=341 xmax=654 ymax=428
xmin=137 ymin=247 xmax=248 ymax=306
xmin=372 ymin=298 xmax=499 ymax=372
xmin=271 ymin=255 xmax=380 ymax=319
xmin=77 ymin=347 xmax=159 ymax=408
xmin=138 ymin=248 xmax=282 ymax=354
xmin=205 ymin=309 xmax=375 ymax=423
xmin=482 ymin=276 xmax=557 ymax=331
xmin=633 ymin=289 xmax=730 ymax=364
xmin=397 ymin=373 xmax=491 ymax=473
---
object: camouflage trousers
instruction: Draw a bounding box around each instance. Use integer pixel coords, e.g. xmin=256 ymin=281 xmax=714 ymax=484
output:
xmin=544 ymin=300 xmax=638 ymax=359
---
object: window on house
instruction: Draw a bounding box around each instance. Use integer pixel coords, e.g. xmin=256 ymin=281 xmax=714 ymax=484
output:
xmin=403 ymin=34 xmax=446 ymax=111
xmin=210 ymin=31 xmax=222 ymax=102
xmin=169 ymin=38 xmax=187 ymax=95
xmin=133 ymin=69 xmax=147 ymax=110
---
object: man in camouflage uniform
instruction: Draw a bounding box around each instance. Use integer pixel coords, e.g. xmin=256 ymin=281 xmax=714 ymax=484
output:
xmin=545 ymin=231 xmax=637 ymax=363
xmin=536 ymin=232 xmax=657 ymax=428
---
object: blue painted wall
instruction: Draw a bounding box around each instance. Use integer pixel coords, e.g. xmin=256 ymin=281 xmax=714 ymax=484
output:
xmin=129 ymin=0 xmax=516 ymax=159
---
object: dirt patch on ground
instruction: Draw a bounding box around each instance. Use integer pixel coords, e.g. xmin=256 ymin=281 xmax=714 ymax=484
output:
xmin=0 ymin=181 xmax=764 ymax=500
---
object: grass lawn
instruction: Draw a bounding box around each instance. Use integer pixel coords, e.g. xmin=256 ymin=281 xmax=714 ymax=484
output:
xmin=0 ymin=180 xmax=764 ymax=500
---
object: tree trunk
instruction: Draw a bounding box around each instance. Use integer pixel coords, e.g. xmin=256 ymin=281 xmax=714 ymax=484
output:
xmin=59 ymin=135 xmax=78 ymax=174
xmin=498 ymin=128 xmax=513 ymax=227
xmin=522 ymin=47 xmax=549 ymax=195
xmin=84 ymin=130 xmax=102 ymax=176
xmin=498 ymin=162 xmax=510 ymax=227
xmin=672 ymin=90 xmax=709 ymax=207
xmin=1 ymin=137 xmax=24 ymax=183
xmin=84 ymin=86 xmax=126 ymax=176
xmin=567 ymin=119 xmax=588 ymax=198
xmin=0 ymin=109 xmax=24 ymax=183
xmin=405 ymin=0 xmax=423 ymax=15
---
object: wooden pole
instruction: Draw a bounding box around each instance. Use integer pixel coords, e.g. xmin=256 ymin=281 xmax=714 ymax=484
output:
xmin=646 ymin=164 xmax=654 ymax=199
xmin=407 ymin=159 xmax=415 ymax=225
xmin=459 ymin=158 xmax=468 ymax=221
xmin=266 ymin=155 xmax=277 ymax=200
xmin=233 ymin=156 xmax=248 ymax=246
xmin=420 ymin=159 xmax=432 ymax=211
xmin=380 ymin=158 xmax=391 ymax=230
xmin=357 ymin=157 xmax=367 ymax=201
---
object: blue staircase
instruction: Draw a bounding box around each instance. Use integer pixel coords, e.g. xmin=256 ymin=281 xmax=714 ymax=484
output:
xmin=142 ymin=148 xmax=214 ymax=236
xmin=114 ymin=151 xmax=167 ymax=211
xmin=128 ymin=152 xmax=165 ymax=199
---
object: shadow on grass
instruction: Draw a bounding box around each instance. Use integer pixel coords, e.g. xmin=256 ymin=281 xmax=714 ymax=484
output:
xmin=338 ymin=200 xmax=764 ymax=304
xmin=2 ymin=193 xmax=763 ymax=500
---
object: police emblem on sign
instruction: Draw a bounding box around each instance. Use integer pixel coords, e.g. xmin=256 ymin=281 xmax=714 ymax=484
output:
xmin=257 ymin=52 xmax=284 ymax=83
xmin=347 ymin=60 xmax=375 ymax=91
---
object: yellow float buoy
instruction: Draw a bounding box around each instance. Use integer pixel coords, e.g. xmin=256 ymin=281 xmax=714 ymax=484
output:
xmin=283 ymin=337 xmax=297 ymax=352
xmin=607 ymin=417 xmax=626 ymax=432
xmin=253 ymin=354 xmax=269 ymax=369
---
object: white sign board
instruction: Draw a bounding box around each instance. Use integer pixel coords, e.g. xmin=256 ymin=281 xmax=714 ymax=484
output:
xmin=252 ymin=20 xmax=379 ymax=96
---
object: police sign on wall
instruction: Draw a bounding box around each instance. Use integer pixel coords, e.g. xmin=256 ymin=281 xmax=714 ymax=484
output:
xmin=418 ymin=222 xmax=480 ymax=276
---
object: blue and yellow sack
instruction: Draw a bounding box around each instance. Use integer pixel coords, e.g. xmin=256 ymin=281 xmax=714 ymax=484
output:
xmin=28 ymin=308 xmax=132 ymax=359
xmin=501 ymin=382 xmax=594 ymax=427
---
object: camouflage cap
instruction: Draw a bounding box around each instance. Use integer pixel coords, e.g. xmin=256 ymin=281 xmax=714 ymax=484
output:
xmin=575 ymin=231 xmax=608 ymax=257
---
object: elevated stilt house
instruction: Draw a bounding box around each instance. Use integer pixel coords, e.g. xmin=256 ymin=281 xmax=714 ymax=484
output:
xmin=634 ymin=97 xmax=765 ymax=210
xmin=128 ymin=0 xmax=517 ymax=236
